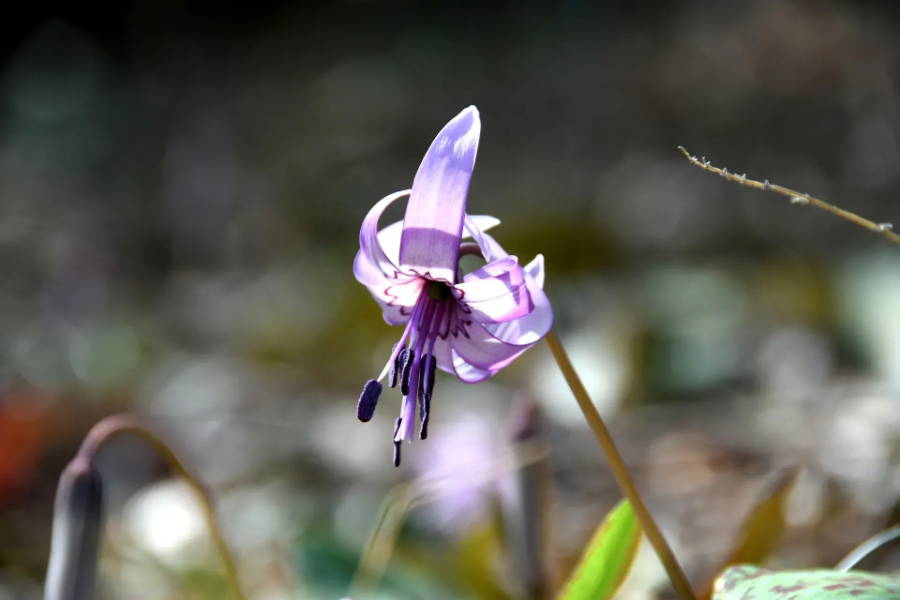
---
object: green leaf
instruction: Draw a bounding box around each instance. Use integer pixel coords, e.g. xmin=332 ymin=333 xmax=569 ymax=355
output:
xmin=559 ymin=500 xmax=641 ymax=600
xmin=712 ymin=565 xmax=900 ymax=599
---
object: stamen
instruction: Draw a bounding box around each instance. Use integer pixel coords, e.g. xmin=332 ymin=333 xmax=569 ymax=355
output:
xmin=375 ymin=294 xmax=427 ymax=383
xmin=400 ymin=349 xmax=416 ymax=395
xmin=389 ymin=347 xmax=408 ymax=388
xmin=392 ymin=417 xmax=403 ymax=467
xmin=356 ymin=379 xmax=382 ymax=422
xmin=419 ymin=354 xmax=437 ymax=439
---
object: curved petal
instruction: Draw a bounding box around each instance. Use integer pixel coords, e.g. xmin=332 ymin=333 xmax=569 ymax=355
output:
xmin=454 ymin=256 xmax=533 ymax=323
xmin=384 ymin=277 xmax=426 ymax=309
xmin=378 ymin=298 xmax=415 ymax=326
xmin=450 ymin=319 xmax=530 ymax=371
xmin=525 ymin=252 xmax=546 ymax=288
xmin=354 ymin=244 xmax=423 ymax=325
xmin=431 ymin=334 xmax=455 ymax=374
xmin=464 ymin=216 xmax=507 ymax=262
xmin=430 ymin=334 xmax=494 ymax=383
xmin=484 ymin=254 xmax=553 ymax=345
xmin=451 ymin=350 xmax=495 ymax=383
xmin=359 ymin=189 xmax=410 ymax=279
xmin=399 ymin=106 xmax=481 ymax=284
xmin=375 ymin=213 xmax=500 ymax=270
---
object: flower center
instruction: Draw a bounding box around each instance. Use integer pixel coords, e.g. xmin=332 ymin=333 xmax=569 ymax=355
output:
xmin=357 ymin=277 xmax=462 ymax=466
xmin=426 ymin=280 xmax=451 ymax=301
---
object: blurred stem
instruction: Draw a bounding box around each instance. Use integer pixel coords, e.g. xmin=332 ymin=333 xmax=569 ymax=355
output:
xmin=678 ymin=146 xmax=900 ymax=245
xmin=349 ymin=484 xmax=418 ymax=598
xmin=544 ymin=330 xmax=696 ymax=600
xmin=834 ymin=525 xmax=900 ymax=571
xmin=77 ymin=415 xmax=246 ymax=600
xmin=348 ymin=440 xmax=549 ymax=599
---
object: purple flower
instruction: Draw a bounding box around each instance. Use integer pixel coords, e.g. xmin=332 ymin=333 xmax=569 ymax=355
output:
xmin=353 ymin=106 xmax=553 ymax=465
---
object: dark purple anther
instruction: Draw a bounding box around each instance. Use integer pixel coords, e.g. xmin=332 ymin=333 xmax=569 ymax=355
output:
xmin=357 ymin=379 xmax=382 ymax=422
xmin=419 ymin=354 xmax=437 ymax=439
xmin=400 ymin=349 xmax=416 ymax=395
xmin=388 ymin=346 xmax=407 ymax=388
xmin=392 ymin=417 xmax=403 ymax=467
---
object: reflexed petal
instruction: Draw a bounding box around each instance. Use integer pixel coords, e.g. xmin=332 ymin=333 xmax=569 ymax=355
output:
xmin=465 ymin=215 xmax=501 ymax=239
xmin=432 ymin=324 xmax=510 ymax=383
xmin=484 ymin=254 xmax=553 ymax=345
xmin=451 ymin=350 xmax=494 ymax=383
xmin=525 ymin=252 xmax=545 ymax=288
xmin=355 ymin=278 xmax=418 ymax=326
xmin=384 ymin=277 xmax=426 ymax=308
xmin=464 ymin=216 xmax=507 ymax=262
xmin=454 ymin=256 xmax=533 ymax=323
xmin=431 ymin=334 xmax=494 ymax=383
xmin=359 ymin=189 xmax=410 ymax=278
xmin=399 ymin=107 xmax=481 ymax=283
xmin=380 ymin=302 xmax=414 ymax=326
xmin=353 ymin=248 xmax=423 ymax=325
xmin=431 ymin=335 xmax=455 ymax=373
xmin=378 ymin=214 xmax=499 ymax=269
xmin=451 ymin=319 xmax=529 ymax=371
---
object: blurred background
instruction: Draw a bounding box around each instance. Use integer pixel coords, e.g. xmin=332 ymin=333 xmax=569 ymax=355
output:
xmin=1 ymin=1 xmax=899 ymax=598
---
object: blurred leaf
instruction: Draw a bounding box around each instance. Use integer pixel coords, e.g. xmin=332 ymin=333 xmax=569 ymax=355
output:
xmin=558 ymin=499 xmax=641 ymax=600
xmin=712 ymin=565 xmax=900 ymax=599
xmin=453 ymin=517 xmax=511 ymax=600
xmin=701 ymin=468 xmax=798 ymax=599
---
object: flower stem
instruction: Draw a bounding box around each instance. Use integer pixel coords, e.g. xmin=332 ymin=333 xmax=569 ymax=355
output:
xmin=834 ymin=524 xmax=900 ymax=571
xmin=544 ymin=330 xmax=696 ymax=600
xmin=76 ymin=414 xmax=246 ymax=600
xmin=678 ymin=146 xmax=900 ymax=245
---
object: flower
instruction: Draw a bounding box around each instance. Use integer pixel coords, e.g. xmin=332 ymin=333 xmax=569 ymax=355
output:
xmin=353 ymin=106 xmax=553 ymax=465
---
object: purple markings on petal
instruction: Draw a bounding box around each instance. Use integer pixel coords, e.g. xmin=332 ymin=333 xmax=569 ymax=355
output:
xmin=485 ymin=256 xmax=552 ymax=345
xmin=455 ymin=257 xmax=534 ymax=323
xmin=399 ymin=106 xmax=481 ymax=284
xmin=357 ymin=379 xmax=382 ymax=422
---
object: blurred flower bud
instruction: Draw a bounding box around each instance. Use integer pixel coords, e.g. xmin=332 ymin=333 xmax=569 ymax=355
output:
xmin=44 ymin=456 xmax=104 ymax=600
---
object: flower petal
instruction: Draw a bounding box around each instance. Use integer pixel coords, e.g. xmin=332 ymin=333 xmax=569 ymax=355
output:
xmin=399 ymin=106 xmax=481 ymax=284
xmin=377 ymin=213 xmax=499 ymax=270
xmin=454 ymin=256 xmax=533 ymax=323
xmin=464 ymin=215 xmax=507 ymax=262
xmin=359 ymin=189 xmax=411 ymax=279
xmin=451 ymin=321 xmax=529 ymax=374
xmin=484 ymin=254 xmax=553 ymax=345
xmin=384 ymin=277 xmax=426 ymax=309
xmin=432 ymin=331 xmax=503 ymax=383
xmin=451 ymin=350 xmax=495 ymax=383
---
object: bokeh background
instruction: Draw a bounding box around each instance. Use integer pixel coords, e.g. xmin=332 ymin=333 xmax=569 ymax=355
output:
xmin=1 ymin=1 xmax=899 ymax=598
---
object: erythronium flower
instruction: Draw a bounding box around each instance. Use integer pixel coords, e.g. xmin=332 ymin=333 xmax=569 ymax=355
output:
xmin=353 ymin=106 xmax=553 ymax=466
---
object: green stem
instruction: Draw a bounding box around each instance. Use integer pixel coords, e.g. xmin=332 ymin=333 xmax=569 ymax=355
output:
xmin=544 ymin=330 xmax=696 ymax=600
xmin=78 ymin=415 xmax=247 ymax=600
